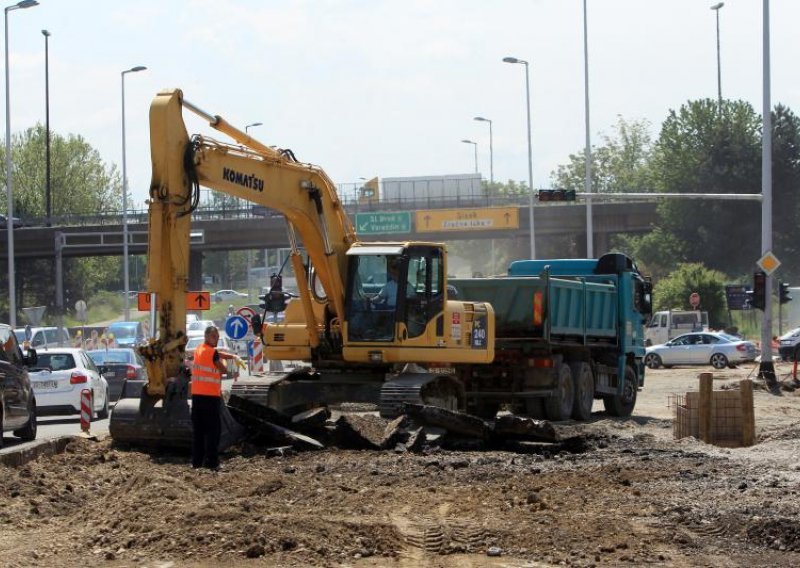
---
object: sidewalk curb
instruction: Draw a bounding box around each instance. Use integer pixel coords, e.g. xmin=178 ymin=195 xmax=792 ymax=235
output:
xmin=0 ymin=432 xmax=108 ymax=468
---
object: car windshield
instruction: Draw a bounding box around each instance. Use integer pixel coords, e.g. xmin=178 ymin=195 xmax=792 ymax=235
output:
xmin=36 ymin=353 xmax=76 ymax=371
xmin=88 ymin=349 xmax=133 ymax=364
xmin=108 ymin=325 xmax=136 ymax=338
xmin=186 ymin=337 xmax=203 ymax=350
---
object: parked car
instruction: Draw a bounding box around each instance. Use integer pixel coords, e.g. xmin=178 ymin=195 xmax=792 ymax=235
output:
xmin=778 ymin=327 xmax=800 ymax=361
xmin=87 ymin=348 xmax=147 ymax=402
xmin=0 ymin=213 xmax=22 ymax=228
xmin=104 ymin=321 xmax=147 ymax=348
xmin=0 ymin=324 xmax=38 ymax=447
xmin=185 ymin=335 xmax=239 ymax=380
xmin=186 ymin=319 xmax=216 ymax=338
xmin=212 ymin=289 xmax=248 ymax=302
xmin=27 ymin=347 xmax=109 ymax=419
xmin=13 ymin=326 xmax=71 ymax=350
xmin=645 ymin=332 xmax=757 ymax=370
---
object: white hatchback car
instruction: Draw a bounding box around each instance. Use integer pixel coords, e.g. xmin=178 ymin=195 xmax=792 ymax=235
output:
xmin=28 ymin=348 xmax=110 ymax=419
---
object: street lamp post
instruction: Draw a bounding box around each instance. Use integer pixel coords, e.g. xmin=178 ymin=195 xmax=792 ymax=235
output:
xmin=42 ymin=29 xmax=50 ymax=227
xmin=758 ymin=0 xmax=776 ymax=386
xmin=583 ymin=0 xmax=594 ymax=258
xmin=473 ymin=117 xmax=493 ymax=185
xmin=245 ymin=122 xmax=262 ymax=134
xmin=711 ymin=2 xmax=724 ymax=104
xmin=503 ymin=56 xmax=536 ymax=259
xmin=4 ymin=0 xmax=39 ymax=327
xmin=121 ymin=65 xmax=147 ymax=321
xmin=461 ymin=139 xmax=478 ymax=174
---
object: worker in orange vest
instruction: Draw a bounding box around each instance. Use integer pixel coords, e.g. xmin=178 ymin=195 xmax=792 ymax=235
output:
xmin=191 ymin=325 xmax=237 ymax=470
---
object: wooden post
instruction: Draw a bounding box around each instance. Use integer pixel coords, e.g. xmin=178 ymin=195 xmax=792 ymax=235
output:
xmin=699 ymin=372 xmax=713 ymax=444
xmin=740 ymin=379 xmax=755 ymax=447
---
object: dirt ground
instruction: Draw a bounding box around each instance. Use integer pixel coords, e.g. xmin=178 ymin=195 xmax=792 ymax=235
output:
xmin=3 ymin=361 xmax=800 ymax=567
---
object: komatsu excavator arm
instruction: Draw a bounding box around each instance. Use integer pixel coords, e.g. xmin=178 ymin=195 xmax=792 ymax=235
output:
xmin=142 ymin=88 xmax=356 ymax=396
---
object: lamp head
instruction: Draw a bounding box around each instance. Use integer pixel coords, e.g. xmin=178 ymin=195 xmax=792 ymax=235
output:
xmin=41 ymin=29 xmax=50 ymax=37
xmin=473 ymin=116 xmax=489 ymax=123
xmin=710 ymin=2 xmax=724 ymax=10
xmin=18 ymin=0 xmax=38 ymax=8
xmin=131 ymin=66 xmax=147 ymax=72
xmin=461 ymin=139 xmax=475 ymax=145
xmin=502 ymin=56 xmax=520 ymax=64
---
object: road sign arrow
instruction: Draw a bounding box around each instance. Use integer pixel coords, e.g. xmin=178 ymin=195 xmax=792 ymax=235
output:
xmin=231 ymin=318 xmax=244 ymax=335
xmin=196 ymin=294 xmax=206 ymax=307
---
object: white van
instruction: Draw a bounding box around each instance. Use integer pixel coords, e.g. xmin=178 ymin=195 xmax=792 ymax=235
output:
xmin=13 ymin=326 xmax=71 ymax=350
xmin=645 ymin=310 xmax=709 ymax=346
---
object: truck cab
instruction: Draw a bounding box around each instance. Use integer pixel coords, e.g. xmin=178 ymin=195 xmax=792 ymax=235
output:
xmin=645 ymin=310 xmax=708 ymax=346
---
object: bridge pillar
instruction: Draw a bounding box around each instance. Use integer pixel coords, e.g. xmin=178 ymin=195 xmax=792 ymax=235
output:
xmin=189 ymin=250 xmax=203 ymax=291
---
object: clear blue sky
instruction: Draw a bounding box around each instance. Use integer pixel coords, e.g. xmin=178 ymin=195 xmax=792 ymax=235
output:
xmin=3 ymin=0 xmax=797 ymax=207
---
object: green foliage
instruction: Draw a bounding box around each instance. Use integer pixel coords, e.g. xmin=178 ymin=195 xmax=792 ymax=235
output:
xmin=770 ymin=104 xmax=800 ymax=285
xmin=551 ymin=116 xmax=654 ymax=192
xmin=652 ymin=263 xmax=727 ymax=328
xmin=3 ymin=125 xmax=122 ymax=218
xmin=0 ymin=125 xmax=123 ymax=322
xmin=63 ymin=291 xmax=124 ymax=327
xmin=611 ymin=228 xmax=688 ymax=280
xmin=651 ymin=99 xmax=761 ymax=276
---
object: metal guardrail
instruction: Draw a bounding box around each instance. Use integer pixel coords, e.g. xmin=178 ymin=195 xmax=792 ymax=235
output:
xmin=16 ymin=193 xmax=640 ymax=228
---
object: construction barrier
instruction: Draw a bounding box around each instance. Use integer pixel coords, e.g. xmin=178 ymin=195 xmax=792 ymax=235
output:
xmin=251 ymin=338 xmax=264 ymax=373
xmin=80 ymin=389 xmax=92 ymax=433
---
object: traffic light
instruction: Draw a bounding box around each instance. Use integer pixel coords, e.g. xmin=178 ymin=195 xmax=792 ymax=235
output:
xmin=259 ymin=273 xmax=288 ymax=313
xmin=537 ymin=189 xmax=577 ymax=202
xmin=780 ymin=281 xmax=793 ymax=304
xmin=747 ymin=271 xmax=767 ymax=310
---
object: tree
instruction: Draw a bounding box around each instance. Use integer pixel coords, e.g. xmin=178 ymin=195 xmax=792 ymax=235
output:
xmin=651 ymin=99 xmax=762 ymax=276
xmin=652 ymin=263 xmax=727 ymax=328
xmin=551 ymin=116 xmax=654 ymax=193
xmin=611 ymin=227 xmax=688 ymax=281
xmin=0 ymin=125 xmax=122 ymax=322
xmin=770 ymin=104 xmax=800 ymax=285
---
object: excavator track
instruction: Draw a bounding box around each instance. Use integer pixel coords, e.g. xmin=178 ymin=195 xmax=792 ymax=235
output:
xmin=379 ymin=373 xmax=464 ymax=418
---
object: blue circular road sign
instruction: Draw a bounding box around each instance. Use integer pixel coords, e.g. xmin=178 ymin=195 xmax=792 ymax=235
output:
xmin=225 ymin=315 xmax=249 ymax=340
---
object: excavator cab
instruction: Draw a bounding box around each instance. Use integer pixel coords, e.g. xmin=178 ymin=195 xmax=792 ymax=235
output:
xmin=344 ymin=244 xmax=446 ymax=344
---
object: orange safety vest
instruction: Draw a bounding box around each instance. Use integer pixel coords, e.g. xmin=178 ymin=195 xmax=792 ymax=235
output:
xmin=192 ymin=343 xmax=222 ymax=397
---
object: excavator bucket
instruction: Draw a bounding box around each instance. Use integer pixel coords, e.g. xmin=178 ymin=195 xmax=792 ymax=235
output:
xmin=109 ymin=370 xmax=245 ymax=450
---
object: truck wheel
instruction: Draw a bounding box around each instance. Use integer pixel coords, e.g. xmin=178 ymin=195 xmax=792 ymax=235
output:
xmin=570 ymin=362 xmax=594 ymax=421
xmin=545 ymin=363 xmax=574 ymax=421
xmin=603 ymin=364 xmax=638 ymax=418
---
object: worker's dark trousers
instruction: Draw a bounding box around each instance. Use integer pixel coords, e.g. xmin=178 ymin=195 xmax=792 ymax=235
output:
xmin=191 ymin=395 xmax=221 ymax=469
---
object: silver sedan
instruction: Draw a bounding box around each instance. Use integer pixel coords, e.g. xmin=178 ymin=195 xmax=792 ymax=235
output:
xmin=644 ymin=332 xmax=757 ymax=370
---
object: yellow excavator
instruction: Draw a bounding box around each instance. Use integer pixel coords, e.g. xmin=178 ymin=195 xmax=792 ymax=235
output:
xmin=109 ymin=89 xmax=494 ymax=447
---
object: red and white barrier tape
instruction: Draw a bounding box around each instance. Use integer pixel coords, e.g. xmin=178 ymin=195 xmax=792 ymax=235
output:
xmin=80 ymin=389 xmax=91 ymax=433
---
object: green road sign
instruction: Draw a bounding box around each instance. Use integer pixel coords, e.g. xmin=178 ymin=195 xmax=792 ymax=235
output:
xmin=355 ymin=211 xmax=411 ymax=235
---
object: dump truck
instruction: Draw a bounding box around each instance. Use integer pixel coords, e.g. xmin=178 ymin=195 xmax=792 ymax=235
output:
xmin=447 ymin=253 xmax=652 ymax=421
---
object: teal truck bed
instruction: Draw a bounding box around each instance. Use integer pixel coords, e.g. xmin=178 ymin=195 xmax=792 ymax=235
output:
xmin=450 ymin=274 xmax=618 ymax=341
